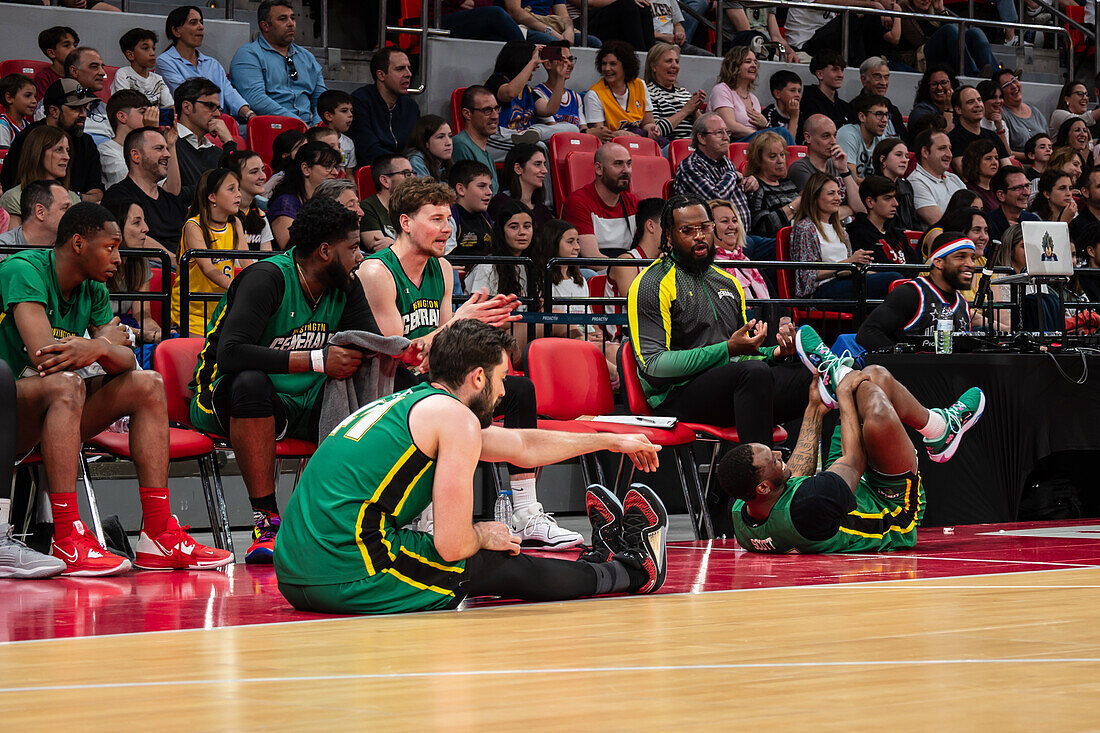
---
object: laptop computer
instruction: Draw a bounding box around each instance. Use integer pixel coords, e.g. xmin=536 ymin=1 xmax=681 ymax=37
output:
xmin=992 ymin=221 xmax=1075 ymax=284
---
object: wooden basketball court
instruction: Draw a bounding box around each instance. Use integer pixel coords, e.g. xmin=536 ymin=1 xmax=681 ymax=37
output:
xmin=3 ymin=520 xmax=1100 ymax=728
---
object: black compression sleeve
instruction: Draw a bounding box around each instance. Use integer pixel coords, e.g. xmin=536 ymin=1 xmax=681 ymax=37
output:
xmin=788 ymin=472 xmax=857 ymax=541
xmin=855 ymin=284 xmax=921 ymax=351
xmin=215 ymin=263 xmax=293 ymax=374
xmin=336 ymin=282 xmax=381 ymax=334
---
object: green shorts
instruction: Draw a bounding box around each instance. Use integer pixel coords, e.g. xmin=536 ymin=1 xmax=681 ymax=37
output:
xmin=824 ymin=424 xmax=918 ymax=504
xmin=189 ymin=376 xmax=324 ymax=441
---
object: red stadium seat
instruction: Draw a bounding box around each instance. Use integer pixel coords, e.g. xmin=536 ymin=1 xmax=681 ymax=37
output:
xmin=1 ymin=59 xmax=48 ymax=78
xmin=613 ymin=134 xmax=661 ymax=157
xmin=906 ymin=230 xmax=923 ymax=255
xmin=728 ymin=142 xmax=750 ymax=170
xmin=206 ymin=114 xmax=246 ymax=149
xmin=356 ymin=165 xmax=376 ymax=199
xmin=96 ymin=66 xmax=119 ymax=103
xmin=906 ymin=151 xmax=917 ymax=176
xmin=549 ymin=132 xmax=599 ymax=213
xmin=148 ymin=267 xmax=164 ymax=328
xmin=247 ymin=115 xmax=308 ymax=166
xmin=564 ymin=150 xmax=597 ymax=199
xmin=629 ymin=155 xmax=671 ymax=200
xmin=663 ymin=178 xmax=674 ymax=198
xmin=668 ymin=138 xmax=693 ymax=171
xmin=775 ymin=226 xmax=853 ymax=327
xmin=450 ymin=87 xmax=467 ymax=132
xmin=787 ymin=145 xmax=808 ymax=172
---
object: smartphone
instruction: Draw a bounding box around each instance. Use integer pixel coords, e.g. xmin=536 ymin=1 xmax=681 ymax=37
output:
xmin=540 ymin=46 xmax=563 ymax=61
xmin=159 ymin=107 xmax=175 ymax=127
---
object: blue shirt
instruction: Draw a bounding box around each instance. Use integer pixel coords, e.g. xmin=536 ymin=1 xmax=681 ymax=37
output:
xmin=155 ymin=45 xmax=250 ymax=117
xmin=230 ymin=36 xmax=326 ymax=125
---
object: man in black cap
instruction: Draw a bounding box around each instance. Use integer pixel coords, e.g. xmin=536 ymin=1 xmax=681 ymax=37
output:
xmin=1 ymin=79 xmax=104 ymax=203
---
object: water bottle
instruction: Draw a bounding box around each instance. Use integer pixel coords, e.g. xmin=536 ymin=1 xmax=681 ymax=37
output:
xmin=935 ymin=318 xmax=953 ymax=355
xmin=494 ymin=489 xmax=514 ymax=525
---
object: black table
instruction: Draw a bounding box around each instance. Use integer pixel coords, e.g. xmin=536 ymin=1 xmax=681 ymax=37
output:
xmin=862 ymin=353 xmax=1100 ymax=526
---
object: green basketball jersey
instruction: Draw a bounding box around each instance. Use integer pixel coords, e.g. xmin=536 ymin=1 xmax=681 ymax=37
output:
xmin=275 ymin=384 xmax=465 ymax=609
xmin=367 ymin=247 xmax=444 ymax=339
xmin=0 ymin=249 xmax=114 ymax=378
xmin=191 ymin=249 xmax=347 ymax=417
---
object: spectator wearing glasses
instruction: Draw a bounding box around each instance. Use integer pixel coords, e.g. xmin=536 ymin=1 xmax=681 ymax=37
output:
xmin=268 ymin=141 xmax=343 ymax=249
xmin=908 ymin=65 xmax=957 ymax=139
xmin=361 ymin=154 xmax=413 ymax=253
xmin=452 ymin=86 xmax=502 ymax=192
xmin=995 ymin=69 xmax=1047 ymax=155
xmin=645 ymin=43 xmax=706 ymax=142
xmin=1049 ymin=81 xmax=1100 ymax=139
xmin=987 ymin=166 xmax=1039 ymax=241
xmin=230 ymin=1 xmax=327 ymax=125
xmin=533 ymin=41 xmax=587 ymax=130
xmin=948 ymin=85 xmax=1012 ymax=175
xmin=837 ymin=95 xmax=891 ymax=185
xmin=852 ymin=57 xmax=907 ymax=144
xmin=173 ymin=77 xmax=239 ymax=201
xmin=350 ymin=48 xmax=420 ymax=169
xmin=673 ymin=113 xmax=755 ymax=235
xmin=156 ymin=6 xmax=254 ymax=121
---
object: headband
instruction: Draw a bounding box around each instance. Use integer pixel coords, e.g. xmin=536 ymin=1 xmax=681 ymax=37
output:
xmin=930 ymin=237 xmax=976 ymax=260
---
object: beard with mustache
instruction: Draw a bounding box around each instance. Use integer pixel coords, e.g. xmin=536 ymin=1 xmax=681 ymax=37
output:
xmin=672 ymin=240 xmax=717 ymax=275
xmin=468 ymin=378 xmax=501 ymax=429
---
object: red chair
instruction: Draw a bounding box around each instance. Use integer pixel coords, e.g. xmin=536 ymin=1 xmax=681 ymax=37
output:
xmin=905 ymin=151 xmax=917 ymax=177
xmin=564 ymin=150 xmax=597 ymax=199
xmin=629 ymin=155 xmax=671 ymax=200
xmin=450 ymin=87 xmax=467 ymax=133
xmin=0 ymin=59 xmax=48 ymax=77
xmin=668 ymin=138 xmax=693 ymax=172
xmin=247 ymin=115 xmax=308 ymax=166
xmin=775 ymin=226 xmax=854 ymax=327
xmin=549 ymin=132 xmax=600 ymax=213
xmin=527 ymin=338 xmax=711 ymax=537
xmin=613 ymin=134 xmax=661 ymax=157
xmin=662 ymin=178 xmax=674 ymax=198
xmin=147 ymin=267 xmax=164 ymax=328
xmin=787 ymin=145 xmax=808 ymax=171
xmin=906 ymin=230 xmax=923 ymax=258
xmin=729 ymin=142 xmax=750 ymax=170
xmin=620 ymin=339 xmax=787 ymax=537
xmin=96 ymin=66 xmax=119 ymax=103
xmin=356 ymin=165 xmax=376 ymax=199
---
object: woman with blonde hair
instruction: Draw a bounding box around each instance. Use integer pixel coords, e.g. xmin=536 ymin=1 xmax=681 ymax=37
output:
xmin=709 ymin=198 xmax=771 ymax=301
xmin=644 ymin=42 xmax=706 ymax=141
xmin=707 ymin=46 xmax=793 ymax=144
xmin=744 ymin=131 xmax=800 ymax=237
xmin=0 ymin=125 xmax=80 ymax=229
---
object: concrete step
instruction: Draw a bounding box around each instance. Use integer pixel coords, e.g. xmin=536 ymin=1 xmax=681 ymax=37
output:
xmin=990 ymin=43 xmax=1065 ymax=84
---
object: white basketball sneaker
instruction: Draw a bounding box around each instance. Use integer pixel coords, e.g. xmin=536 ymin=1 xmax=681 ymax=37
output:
xmin=511 ymin=502 xmax=583 ymax=550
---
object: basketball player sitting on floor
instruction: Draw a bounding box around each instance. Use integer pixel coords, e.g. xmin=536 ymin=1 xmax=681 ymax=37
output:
xmin=718 ymin=325 xmax=986 ymax=554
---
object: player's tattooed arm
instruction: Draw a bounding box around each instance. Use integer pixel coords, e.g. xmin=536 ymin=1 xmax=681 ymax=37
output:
xmin=787 ymin=407 xmax=822 ymax=477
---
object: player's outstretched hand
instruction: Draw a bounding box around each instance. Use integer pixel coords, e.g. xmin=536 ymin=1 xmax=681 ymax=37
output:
xmin=612 ymin=434 xmax=661 ymax=472
xmin=475 ymin=521 xmax=522 ymax=555
xmin=727 ymin=319 xmax=767 ymax=355
xmin=773 ymin=321 xmax=796 ymax=359
xmin=323 ymin=345 xmax=363 ymax=379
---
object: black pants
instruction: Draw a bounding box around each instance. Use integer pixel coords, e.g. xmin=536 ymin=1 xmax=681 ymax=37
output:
xmin=587 ymin=0 xmax=654 ymax=52
xmin=0 ymin=360 xmax=15 ymax=502
xmin=211 ymin=370 xmax=321 ymax=442
xmin=658 ymin=360 xmax=812 ymax=445
xmin=457 ymin=550 xmax=598 ymax=603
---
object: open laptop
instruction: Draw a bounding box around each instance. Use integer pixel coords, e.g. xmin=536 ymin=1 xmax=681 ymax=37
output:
xmin=993 ymin=221 xmax=1075 ymax=284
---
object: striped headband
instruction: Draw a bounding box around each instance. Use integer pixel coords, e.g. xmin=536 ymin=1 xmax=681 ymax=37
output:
xmin=930 ymin=237 xmax=975 ymax=260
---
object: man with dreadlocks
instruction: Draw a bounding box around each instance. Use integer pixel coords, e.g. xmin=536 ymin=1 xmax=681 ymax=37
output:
xmin=626 ymin=194 xmax=812 ymax=447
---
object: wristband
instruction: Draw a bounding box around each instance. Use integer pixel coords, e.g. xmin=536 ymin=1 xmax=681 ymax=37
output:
xmin=310 ymin=349 xmax=325 ymax=373
xmin=839 ymin=170 xmax=852 ymax=178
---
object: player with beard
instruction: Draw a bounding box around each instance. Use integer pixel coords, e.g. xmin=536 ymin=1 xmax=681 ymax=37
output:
xmin=626 ymin=194 xmax=812 ymax=447
xmin=855 ymin=232 xmax=977 ymax=351
xmin=190 ymin=196 xmax=418 ymax=564
xmin=274 ymin=318 xmax=670 ymax=614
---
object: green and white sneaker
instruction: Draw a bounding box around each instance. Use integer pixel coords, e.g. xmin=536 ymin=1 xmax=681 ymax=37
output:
xmin=925 ymin=387 xmax=986 ymax=463
xmin=794 ymin=325 xmax=853 ymax=409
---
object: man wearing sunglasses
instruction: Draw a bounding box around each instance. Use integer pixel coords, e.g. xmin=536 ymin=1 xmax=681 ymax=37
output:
xmin=172 ymin=77 xmax=238 ymax=201
xmin=231 ymin=0 xmax=327 ymax=125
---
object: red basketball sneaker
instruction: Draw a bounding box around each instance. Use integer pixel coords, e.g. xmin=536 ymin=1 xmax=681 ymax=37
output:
xmin=135 ymin=515 xmax=233 ymax=570
xmin=51 ymin=521 xmax=132 ymax=577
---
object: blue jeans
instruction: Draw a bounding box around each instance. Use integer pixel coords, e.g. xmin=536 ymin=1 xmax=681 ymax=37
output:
xmin=441 ymin=7 xmax=525 ymax=42
xmin=995 ymin=0 xmax=1018 ymax=23
xmin=735 ymin=126 xmax=795 ymax=145
xmin=922 ymin=24 xmax=996 ymax=77
xmin=815 ymin=272 xmax=904 ymax=300
xmin=679 ymin=0 xmax=710 ymax=47
xmin=525 ymin=28 xmax=601 ymax=47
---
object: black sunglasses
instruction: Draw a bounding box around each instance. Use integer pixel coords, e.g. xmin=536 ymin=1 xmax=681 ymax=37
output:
xmin=285 ymin=55 xmax=298 ymax=82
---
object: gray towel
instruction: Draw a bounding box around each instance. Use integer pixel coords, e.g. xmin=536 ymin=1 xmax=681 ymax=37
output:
xmin=318 ymin=330 xmax=411 ymax=441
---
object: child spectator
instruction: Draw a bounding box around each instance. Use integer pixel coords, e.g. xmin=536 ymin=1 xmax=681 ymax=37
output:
xmin=269 ymin=141 xmax=343 ymax=249
xmin=113 ymin=28 xmax=174 ymax=109
xmin=0 ymin=74 xmax=36 ymax=149
xmin=533 ymin=41 xmax=586 ymax=129
xmin=488 ymin=142 xmax=552 ymax=226
xmin=34 ymin=26 xmax=79 ymax=100
xmin=263 ymin=129 xmax=306 ymax=198
xmin=100 ymin=89 xmax=157 ymax=189
xmin=317 ymin=89 xmax=357 ymax=174
xmin=222 ymin=148 xmax=274 ymax=252
xmin=761 ymin=69 xmax=801 ymax=144
xmin=447 ymin=159 xmax=495 ymax=256
xmin=404 ymin=114 xmax=453 ymax=182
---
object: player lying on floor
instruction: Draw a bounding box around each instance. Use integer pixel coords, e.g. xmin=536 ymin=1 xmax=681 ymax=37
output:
xmin=274 ymin=318 xmax=670 ymax=614
xmin=717 ymin=325 xmax=986 ymax=554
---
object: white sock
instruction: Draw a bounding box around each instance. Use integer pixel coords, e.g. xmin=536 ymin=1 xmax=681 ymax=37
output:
xmin=835 ymin=364 xmax=854 ymax=384
xmin=510 ymin=477 xmax=536 ymax=512
xmin=918 ymin=410 xmax=947 ymax=440
xmin=0 ymin=497 xmax=9 ymax=525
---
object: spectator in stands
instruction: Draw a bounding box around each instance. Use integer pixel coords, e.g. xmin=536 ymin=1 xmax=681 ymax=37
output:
xmin=708 ymin=47 xmax=794 ymax=145
xmin=644 ymin=43 xmax=705 ymax=142
xmin=789 ymin=114 xmax=862 ymax=220
xmin=466 ymin=201 xmax=535 ymax=355
xmin=489 ymin=143 xmax=553 ymax=226
xmin=650 ymin=0 xmax=710 ymax=56
xmin=435 ymin=0 xmax=526 ymax=42
xmin=947 ymin=188 xmax=983 ymax=212
xmin=486 ymin=41 xmax=579 ymax=161
xmin=745 ymin=131 xmax=800 ymax=238
xmin=949 ymin=86 xmax=1012 ymax=175
xmin=404 ymin=115 xmax=453 ymax=182
xmin=1048 ymin=146 xmax=1084 ymax=188
xmin=102 ymin=199 xmax=163 ymax=348
xmin=33 ymin=26 xmax=78 ymax=100
xmin=976 ymin=79 xmax=1011 ymax=156
xmin=960 ymin=138 xmax=1001 ymax=213
xmin=626 ymin=192 xmax=809 ymax=446
xmin=921 ymin=206 xmax=991 ymax=305
xmin=895 ymin=0 xmax=996 ymax=77
xmin=1023 ymin=133 xmax=1052 ymax=180
xmin=761 ymin=70 xmax=801 ymax=144
xmin=997 ymin=69 xmax=1047 ymax=155
xmin=853 ymin=57 xmax=907 ymax=143
xmin=446 ymin=159 xmax=494 ymax=256
xmin=1049 ymin=81 xmax=1099 ymax=138
xmin=0 ymin=127 xmax=81 ymax=229
xmin=316 ymin=90 xmax=356 ymax=174
xmin=188 ymin=196 xmax=383 ymax=562
xmin=846 ymin=174 xmax=916 ymax=266
xmin=156 ymin=6 xmax=254 ymax=120
xmin=534 ymin=41 xmax=588 ymax=130
xmin=451 ymin=86 xmax=500 ymax=192
xmin=710 ymin=198 xmax=772 ymax=302
xmin=908 ymin=64 xmax=957 ymax=138
xmin=909 ymin=129 xmax=965 ymax=226
xmin=838 ymin=94 xmax=890 ymax=184
xmin=170 ymin=167 xmax=247 ymax=336
xmin=268 ymin=141 xmax=342 ymax=249
xmin=231 ymin=1 xmax=326 ymax=124
xmin=791 ymin=172 xmax=900 ymax=300
xmin=1070 ymin=168 xmax=1100 ymax=242
xmin=1074 ymin=222 xmax=1100 ymax=303
xmin=562 ymin=141 xmax=640 ymax=257
xmin=222 ymin=148 xmax=273 ymax=252
xmin=569 ymin=0 xmax=654 ymax=52
xmin=0 ymin=74 xmax=36 ymax=149
xmin=102 ymin=128 xmax=184 ymax=266
xmin=360 ymin=153 xmax=412 ymax=253
xmin=0 ymin=180 xmax=71 ymax=248
xmin=987 ymin=166 xmax=1040 ymax=240
xmin=313 ymin=178 xmax=364 ymax=223
xmin=783 ymin=0 xmax=883 ymax=62
xmin=673 ymin=113 xmax=755 ymax=234
xmin=112 ymin=28 xmax=174 ymax=109
xmin=306 ymin=124 xmax=341 ymax=156
xmin=608 ymin=196 xmax=663 ymax=298
xmin=262 ymin=128 xmax=305 ymax=197
xmin=796 ymin=51 xmax=853 ymax=145
xmin=585 ymin=41 xmax=660 ymax=143
xmin=1029 ymin=169 xmax=1079 ymax=224
xmin=350 ymin=48 xmax=419 ymax=169
xmin=56 ymin=47 xmax=110 ymax=146
xmin=172 ymin=77 xmax=239 ymax=200
xmin=872 ymin=137 xmax=920 ymax=232
xmin=0 ymin=202 xmax=230 ymax=576
xmin=500 ymin=0 xmax=597 ymax=46
xmin=1054 ymin=117 xmax=1092 ymax=173
xmin=100 ymin=89 xmax=157 ymax=189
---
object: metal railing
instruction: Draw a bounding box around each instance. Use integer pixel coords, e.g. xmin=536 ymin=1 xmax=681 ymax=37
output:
xmin=177 ymin=249 xmax=281 ymax=338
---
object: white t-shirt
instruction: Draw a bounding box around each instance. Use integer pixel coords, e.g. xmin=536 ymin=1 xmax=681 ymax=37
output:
xmin=111 ymin=65 xmax=174 ymax=108
xmin=583 ymin=85 xmax=654 ymax=126
xmin=650 ymin=0 xmax=685 ymax=35
xmin=553 ymin=275 xmax=596 ymax=336
xmin=784 ymin=8 xmax=833 ymax=48
xmin=464 ymin=263 xmax=529 ymax=309
xmin=836 ymin=124 xmax=882 ymax=180
xmin=338 ymin=132 xmax=357 ymax=170
xmin=909 ymin=164 xmax=967 ymax=213
xmin=98 ymin=138 xmax=127 ymax=189
xmin=817 ymin=221 xmax=849 ymax=286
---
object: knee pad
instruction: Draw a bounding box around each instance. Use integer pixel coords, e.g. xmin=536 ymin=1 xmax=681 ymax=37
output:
xmin=228 ymin=370 xmax=278 ymax=419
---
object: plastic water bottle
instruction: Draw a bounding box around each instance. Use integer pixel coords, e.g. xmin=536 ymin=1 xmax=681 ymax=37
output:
xmin=494 ymin=489 xmax=514 ymax=525
xmin=935 ymin=318 xmax=953 ymax=355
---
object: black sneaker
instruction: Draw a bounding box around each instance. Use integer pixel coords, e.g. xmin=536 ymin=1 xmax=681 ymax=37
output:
xmin=579 ymin=484 xmax=624 ymax=563
xmin=620 ymin=483 xmax=668 ymax=594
